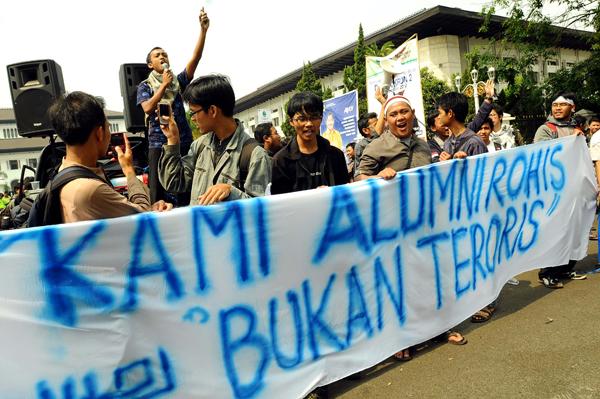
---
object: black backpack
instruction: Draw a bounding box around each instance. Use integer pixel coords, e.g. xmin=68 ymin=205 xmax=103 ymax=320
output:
xmin=27 ymin=166 xmax=109 ymax=228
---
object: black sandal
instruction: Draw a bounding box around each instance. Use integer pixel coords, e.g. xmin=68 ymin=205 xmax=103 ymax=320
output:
xmin=470 ymin=305 xmax=496 ymax=323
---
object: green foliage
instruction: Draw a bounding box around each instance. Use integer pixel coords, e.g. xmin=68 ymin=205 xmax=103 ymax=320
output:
xmin=365 ymin=41 xmax=395 ymax=57
xmin=474 ymin=0 xmax=599 ymax=139
xmin=543 ymin=53 xmax=600 ymax=111
xmin=420 ymin=68 xmax=451 ymax=117
xmin=296 ymin=61 xmax=323 ymax=97
xmin=186 ymin=110 xmax=202 ymax=140
xmin=281 ymin=61 xmax=327 ymax=139
xmin=343 ymin=24 xmax=367 ymax=115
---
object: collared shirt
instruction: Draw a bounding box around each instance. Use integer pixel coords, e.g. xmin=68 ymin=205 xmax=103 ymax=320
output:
xmin=59 ymin=159 xmax=151 ymax=223
xmin=137 ymin=69 xmax=192 ymax=150
xmin=357 ymin=131 xmax=432 ymax=176
xmin=159 ymin=120 xmax=272 ymax=204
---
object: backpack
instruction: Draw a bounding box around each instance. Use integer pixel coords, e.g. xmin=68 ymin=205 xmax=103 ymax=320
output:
xmin=27 ymin=166 xmax=109 ymax=228
xmin=196 ymin=137 xmax=259 ymax=191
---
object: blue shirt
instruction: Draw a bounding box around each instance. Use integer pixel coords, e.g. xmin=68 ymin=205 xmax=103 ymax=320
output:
xmin=137 ymin=69 xmax=192 ymax=150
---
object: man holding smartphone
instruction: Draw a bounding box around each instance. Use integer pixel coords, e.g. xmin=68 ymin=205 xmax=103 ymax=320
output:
xmin=137 ymin=7 xmax=210 ymax=205
xmin=47 ymin=92 xmax=172 ymax=223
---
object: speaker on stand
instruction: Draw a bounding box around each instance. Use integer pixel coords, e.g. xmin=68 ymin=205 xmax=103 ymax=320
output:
xmin=7 ymin=60 xmax=65 ymax=138
xmin=119 ymin=63 xmax=149 ymax=134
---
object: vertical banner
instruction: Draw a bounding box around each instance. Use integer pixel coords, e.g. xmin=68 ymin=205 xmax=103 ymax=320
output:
xmin=320 ymin=90 xmax=359 ymax=151
xmin=366 ymin=35 xmax=425 ymax=138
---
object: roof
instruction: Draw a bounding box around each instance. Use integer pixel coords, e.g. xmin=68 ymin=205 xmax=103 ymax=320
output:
xmin=234 ymin=5 xmax=593 ymax=113
xmin=0 ymin=108 xmax=123 ymax=122
xmin=0 ymin=137 xmax=48 ymax=154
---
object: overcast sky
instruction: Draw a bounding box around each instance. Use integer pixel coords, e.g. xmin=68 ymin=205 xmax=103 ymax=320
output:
xmin=1 ymin=0 xmax=492 ymax=112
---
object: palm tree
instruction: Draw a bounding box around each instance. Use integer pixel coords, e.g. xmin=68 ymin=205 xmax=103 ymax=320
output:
xmin=365 ymin=41 xmax=396 ymax=57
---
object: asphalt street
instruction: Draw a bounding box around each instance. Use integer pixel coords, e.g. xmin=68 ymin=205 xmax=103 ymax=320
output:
xmin=329 ymin=240 xmax=600 ymax=399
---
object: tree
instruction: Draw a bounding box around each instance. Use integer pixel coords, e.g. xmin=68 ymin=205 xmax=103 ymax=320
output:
xmin=281 ymin=62 xmax=327 ymax=138
xmin=186 ymin=111 xmax=202 ymax=140
xmin=543 ymin=57 xmax=600 ymax=111
xmin=296 ymin=62 xmax=323 ymax=97
xmin=365 ymin=41 xmax=395 ymax=57
xmin=420 ymin=68 xmax=451 ymax=117
xmin=474 ymin=0 xmax=600 ymax=139
xmin=343 ymin=24 xmax=367 ymax=115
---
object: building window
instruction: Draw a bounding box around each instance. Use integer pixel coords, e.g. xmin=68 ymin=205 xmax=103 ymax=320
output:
xmin=546 ymin=60 xmax=558 ymax=67
xmin=27 ymin=158 xmax=38 ymax=168
xmin=273 ymin=117 xmax=280 ymax=127
xmin=9 ymin=160 xmax=19 ymax=170
xmin=110 ymin=123 xmax=119 ymax=132
xmin=2 ymin=128 xmax=19 ymax=139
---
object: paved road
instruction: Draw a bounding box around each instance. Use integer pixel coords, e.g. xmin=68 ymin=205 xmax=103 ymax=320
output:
xmin=329 ymin=240 xmax=600 ymax=399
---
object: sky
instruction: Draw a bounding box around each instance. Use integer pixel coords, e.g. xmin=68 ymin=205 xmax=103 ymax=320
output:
xmin=1 ymin=0 xmax=491 ymax=112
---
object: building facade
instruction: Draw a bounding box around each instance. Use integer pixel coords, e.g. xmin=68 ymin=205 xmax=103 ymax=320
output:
xmin=234 ymin=6 xmax=591 ymax=136
xmin=0 ymin=108 xmax=125 ymax=191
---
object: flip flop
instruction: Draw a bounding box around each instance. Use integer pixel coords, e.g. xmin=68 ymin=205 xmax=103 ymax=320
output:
xmin=446 ymin=331 xmax=468 ymax=345
xmin=471 ymin=305 xmax=496 ymax=323
xmin=393 ymin=347 xmax=414 ymax=362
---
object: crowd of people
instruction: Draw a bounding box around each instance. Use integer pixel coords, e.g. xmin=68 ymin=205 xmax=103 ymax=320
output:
xmin=24 ymin=8 xmax=598 ymax=399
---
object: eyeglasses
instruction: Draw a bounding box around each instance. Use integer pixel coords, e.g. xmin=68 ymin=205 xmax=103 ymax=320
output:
xmin=190 ymin=107 xmax=205 ymax=116
xmin=292 ymin=114 xmax=322 ymax=124
xmin=552 ymin=103 xmax=571 ymax=108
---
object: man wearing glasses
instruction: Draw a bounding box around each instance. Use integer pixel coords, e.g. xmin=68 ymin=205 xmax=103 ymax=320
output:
xmin=271 ymin=92 xmax=349 ymax=194
xmin=158 ymin=75 xmax=271 ymax=205
xmin=534 ymin=91 xmax=587 ymax=288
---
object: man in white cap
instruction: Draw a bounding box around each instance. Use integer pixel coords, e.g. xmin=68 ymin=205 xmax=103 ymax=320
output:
xmin=534 ymin=91 xmax=587 ymax=288
xmin=355 ymin=95 xmax=431 ymax=180
xmin=534 ymin=91 xmax=582 ymax=142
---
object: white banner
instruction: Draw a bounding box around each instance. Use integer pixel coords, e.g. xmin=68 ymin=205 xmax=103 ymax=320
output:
xmin=0 ymin=137 xmax=595 ymax=399
xmin=366 ymin=35 xmax=426 ymax=138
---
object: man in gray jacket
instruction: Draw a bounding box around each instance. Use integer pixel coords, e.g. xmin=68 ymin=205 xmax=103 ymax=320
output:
xmin=158 ymin=75 xmax=271 ymax=205
xmin=534 ymin=91 xmax=586 ymax=288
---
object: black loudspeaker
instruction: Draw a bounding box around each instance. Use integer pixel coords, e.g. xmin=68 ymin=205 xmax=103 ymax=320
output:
xmin=7 ymin=60 xmax=65 ymax=138
xmin=119 ymin=63 xmax=149 ymax=133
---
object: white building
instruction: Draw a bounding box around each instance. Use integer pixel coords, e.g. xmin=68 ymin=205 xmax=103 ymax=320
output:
xmin=0 ymin=108 xmax=125 ymax=191
xmin=234 ymin=6 xmax=592 ymax=134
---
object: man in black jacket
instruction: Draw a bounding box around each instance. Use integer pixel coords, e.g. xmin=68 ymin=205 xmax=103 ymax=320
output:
xmin=271 ymin=92 xmax=349 ymax=194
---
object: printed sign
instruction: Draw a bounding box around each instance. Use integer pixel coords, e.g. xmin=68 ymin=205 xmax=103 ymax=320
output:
xmin=366 ymin=36 xmax=426 ymax=138
xmin=257 ymin=109 xmax=271 ymax=124
xmin=0 ymin=137 xmax=595 ymax=399
xmin=320 ymin=90 xmax=359 ymax=150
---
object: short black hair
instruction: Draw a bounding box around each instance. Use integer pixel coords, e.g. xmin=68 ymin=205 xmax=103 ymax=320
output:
xmin=590 ymin=116 xmax=600 ymax=124
xmin=286 ymin=92 xmax=323 ymax=119
xmin=346 ymin=142 xmax=356 ymax=149
xmin=48 ymin=91 xmax=106 ymax=146
xmin=491 ymin=103 xmax=504 ymax=117
xmin=146 ymin=47 xmax=163 ymax=65
xmin=183 ymin=75 xmax=236 ymax=117
xmin=426 ymin=110 xmax=439 ymax=129
xmin=436 ymin=92 xmax=468 ymax=123
xmin=481 ymin=117 xmax=494 ymax=129
xmin=357 ymin=116 xmax=371 ymax=136
xmin=254 ymin=122 xmax=273 ymax=144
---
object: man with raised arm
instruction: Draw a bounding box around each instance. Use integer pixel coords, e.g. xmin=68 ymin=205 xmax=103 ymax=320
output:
xmin=137 ymin=7 xmax=210 ymax=204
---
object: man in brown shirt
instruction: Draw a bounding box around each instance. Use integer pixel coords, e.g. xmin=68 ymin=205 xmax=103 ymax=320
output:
xmin=48 ymin=91 xmax=171 ymax=223
xmin=356 ymin=95 xmax=431 ymax=180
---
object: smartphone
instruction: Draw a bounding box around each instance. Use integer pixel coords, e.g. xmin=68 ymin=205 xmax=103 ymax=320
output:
xmin=110 ymin=132 xmax=125 ymax=156
xmin=158 ymin=102 xmax=171 ymax=125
